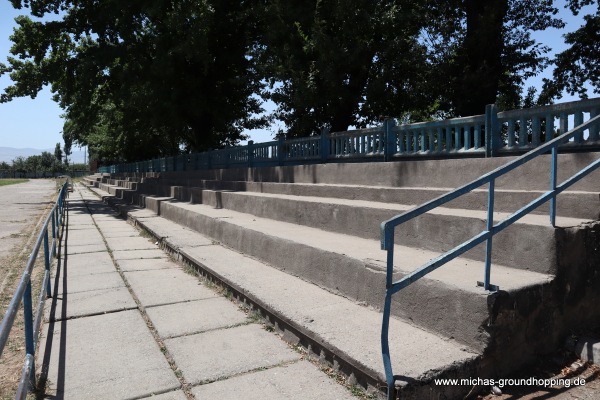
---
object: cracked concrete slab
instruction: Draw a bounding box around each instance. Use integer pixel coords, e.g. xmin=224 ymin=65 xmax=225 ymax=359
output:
xmin=45 ymin=286 xmax=136 ymax=321
xmin=138 ymin=390 xmax=188 ymax=400
xmin=146 ymin=297 xmax=248 ymax=339
xmin=104 ymin=236 xmax=157 ymax=251
xmin=57 ymin=271 xmax=125 ymax=294
xmin=164 ymin=324 xmax=300 ymax=385
xmin=112 ymin=248 xmax=168 ymax=260
xmin=116 ymin=258 xmax=176 ymax=272
xmin=60 ymin=251 xmax=115 ymax=276
xmin=61 ymin=243 xmax=107 ymax=254
xmin=123 ymin=268 xmax=218 ymax=307
xmin=192 ymin=360 xmax=356 ymax=400
xmin=38 ymin=310 xmax=179 ymax=399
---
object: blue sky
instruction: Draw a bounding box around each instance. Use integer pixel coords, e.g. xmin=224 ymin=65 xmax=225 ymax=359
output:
xmin=0 ymin=0 xmax=596 ymax=151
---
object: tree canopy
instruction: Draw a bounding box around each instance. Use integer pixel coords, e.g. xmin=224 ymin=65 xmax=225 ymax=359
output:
xmin=2 ymin=0 xmax=268 ymax=163
xmin=1 ymin=0 xmax=599 ymax=163
xmin=543 ymin=0 xmax=600 ymax=99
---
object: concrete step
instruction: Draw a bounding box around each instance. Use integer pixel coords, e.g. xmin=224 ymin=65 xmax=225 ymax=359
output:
xmin=104 ymin=197 xmax=483 ymax=399
xmin=88 ymin=184 xmax=553 ymax=355
xmin=103 ymin=181 xmax=588 ymax=275
xmin=100 ymin=173 xmax=599 ymax=220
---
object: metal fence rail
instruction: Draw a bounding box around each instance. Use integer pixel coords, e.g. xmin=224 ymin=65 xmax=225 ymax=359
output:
xmin=0 ymin=181 xmax=68 ymax=399
xmin=378 ymin=113 xmax=600 ymax=399
xmin=98 ymin=98 xmax=600 ymax=174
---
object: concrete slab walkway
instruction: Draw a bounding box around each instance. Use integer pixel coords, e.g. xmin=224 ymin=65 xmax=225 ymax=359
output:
xmin=37 ymin=185 xmax=355 ymax=399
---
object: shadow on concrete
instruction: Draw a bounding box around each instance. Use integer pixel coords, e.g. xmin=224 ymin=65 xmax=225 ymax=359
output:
xmin=37 ymin=201 xmax=69 ymax=400
xmin=36 ymin=196 xmax=118 ymax=399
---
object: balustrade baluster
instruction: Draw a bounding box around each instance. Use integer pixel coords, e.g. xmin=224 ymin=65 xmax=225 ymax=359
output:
xmin=545 ymin=114 xmax=554 ymax=142
xmin=532 ymin=117 xmax=541 ymax=146
xmin=519 ymin=116 xmax=527 ymax=147
xmin=464 ymin=125 xmax=471 ymax=150
xmin=455 ymin=127 xmax=462 ymax=151
xmin=574 ymin=111 xmax=583 ymax=143
xmin=508 ymin=120 xmax=515 ymax=147
xmin=591 ymin=109 xmax=600 ymax=141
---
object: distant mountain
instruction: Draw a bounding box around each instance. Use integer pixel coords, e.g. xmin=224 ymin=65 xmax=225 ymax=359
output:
xmin=0 ymin=147 xmax=86 ymax=165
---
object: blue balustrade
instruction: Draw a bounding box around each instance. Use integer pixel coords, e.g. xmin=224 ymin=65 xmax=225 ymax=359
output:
xmin=96 ymin=98 xmax=600 ymax=174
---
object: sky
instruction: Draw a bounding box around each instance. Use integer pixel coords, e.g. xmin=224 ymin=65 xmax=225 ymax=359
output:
xmin=0 ymin=1 xmax=596 ymax=152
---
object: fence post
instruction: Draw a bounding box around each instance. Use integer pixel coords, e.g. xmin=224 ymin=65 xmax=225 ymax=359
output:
xmin=43 ymin=230 xmax=51 ymax=297
xmin=51 ymin=211 xmax=57 ymax=257
xmin=320 ymin=128 xmax=330 ymax=163
xmin=23 ymin=279 xmax=36 ymax=390
xmin=485 ymin=104 xmax=499 ymax=157
xmin=384 ymin=119 xmax=396 ymax=162
xmin=247 ymin=141 xmax=254 ymax=168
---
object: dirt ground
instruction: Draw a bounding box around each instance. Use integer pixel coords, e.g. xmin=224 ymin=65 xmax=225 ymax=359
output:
xmin=0 ymin=179 xmax=58 ymax=399
xmin=478 ymin=347 xmax=600 ymax=400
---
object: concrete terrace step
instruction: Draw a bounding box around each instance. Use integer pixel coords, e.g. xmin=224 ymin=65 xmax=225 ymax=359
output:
xmin=84 ymin=190 xmax=482 ymax=398
xmin=96 ymin=173 xmax=599 ymax=220
xmin=119 ymin=177 xmax=600 ymax=220
xmin=87 ymin=184 xmax=553 ymax=356
xmin=101 ymin=179 xmax=588 ymax=275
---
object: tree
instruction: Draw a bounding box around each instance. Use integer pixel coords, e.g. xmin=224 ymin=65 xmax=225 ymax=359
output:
xmin=1 ymin=0 xmax=268 ymax=162
xmin=256 ymin=0 xmax=565 ymax=138
xmin=543 ymin=0 xmax=600 ymax=99
xmin=256 ymin=0 xmax=432 ymax=136
xmin=422 ymin=0 xmax=564 ymax=116
xmin=39 ymin=151 xmax=56 ymax=174
xmin=25 ymin=155 xmax=41 ymax=175
xmin=63 ymin=132 xmax=72 ymax=166
xmin=54 ymin=143 xmax=63 ymax=164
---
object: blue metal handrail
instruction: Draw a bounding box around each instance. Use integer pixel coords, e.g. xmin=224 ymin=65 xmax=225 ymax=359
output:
xmin=379 ymin=114 xmax=600 ymax=399
xmin=0 ymin=181 xmax=68 ymax=399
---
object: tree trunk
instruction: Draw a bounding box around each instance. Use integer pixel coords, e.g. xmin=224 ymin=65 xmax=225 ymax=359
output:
xmin=454 ymin=0 xmax=508 ymax=117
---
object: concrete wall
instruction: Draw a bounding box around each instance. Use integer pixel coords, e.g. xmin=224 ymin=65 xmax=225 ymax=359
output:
xmin=147 ymin=152 xmax=600 ymax=192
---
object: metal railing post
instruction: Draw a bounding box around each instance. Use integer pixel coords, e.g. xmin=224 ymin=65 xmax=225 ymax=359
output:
xmin=51 ymin=210 xmax=57 ymax=257
xmin=277 ymin=136 xmax=285 ymax=166
xmin=43 ymin=229 xmax=52 ymax=298
xmin=247 ymin=141 xmax=254 ymax=168
xmin=320 ymin=128 xmax=330 ymax=163
xmin=485 ymin=104 xmax=499 ymax=157
xmin=23 ymin=279 xmax=36 ymax=390
xmin=384 ymin=119 xmax=396 ymax=162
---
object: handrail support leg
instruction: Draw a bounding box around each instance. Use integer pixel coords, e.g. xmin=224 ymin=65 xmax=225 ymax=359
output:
xmin=483 ymin=179 xmax=495 ymax=291
xmin=550 ymin=147 xmax=558 ymax=227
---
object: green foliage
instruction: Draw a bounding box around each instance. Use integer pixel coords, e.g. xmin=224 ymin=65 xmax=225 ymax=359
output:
xmin=6 ymin=151 xmax=67 ymax=175
xmin=2 ymin=0 xmax=599 ymax=157
xmin=63 ymin=133 xmax=72 ymax=165
xmin=543 ymin=1 xmax=600 ymax=100
xmin=54 ymin=143 xmax=62 ymax=163
xmin=2 ymin=0 xmax=269 ymax=163
xmin=257 ymin=0 xmax=567 ymax=136
xmin=421 ymin=0 xmax=564 ymax=115
xmin=256 ymin=0 xmax=432 ymax=136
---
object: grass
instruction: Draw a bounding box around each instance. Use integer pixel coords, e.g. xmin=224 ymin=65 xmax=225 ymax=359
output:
xmin=0 ymin=179 xmax=28 ymax=187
